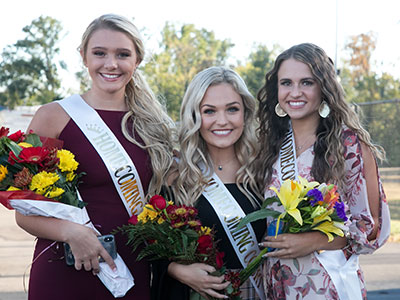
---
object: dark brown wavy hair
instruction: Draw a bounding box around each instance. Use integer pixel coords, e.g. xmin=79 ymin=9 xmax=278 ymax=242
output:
xmin=253 ymin=43 xmax=384 ymax=191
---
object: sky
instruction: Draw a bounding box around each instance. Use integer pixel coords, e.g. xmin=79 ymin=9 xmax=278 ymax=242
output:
xmin=1 ymin=0 xmax=400 ymax=93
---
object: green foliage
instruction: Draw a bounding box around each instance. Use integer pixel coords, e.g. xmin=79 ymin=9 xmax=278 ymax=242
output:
xmin=142 ymin=22 xmax=234 ymax=120
xmin=0 ymin=16 xmax=65 ymax=108
xmin=235 ymin=44 xmax=279 ymax=98
xmin=340 ymin=32 xmax=400 ymax=166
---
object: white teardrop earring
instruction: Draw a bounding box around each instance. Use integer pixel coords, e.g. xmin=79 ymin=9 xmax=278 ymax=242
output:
xmin=275 ymin=103 xmax=287 ymax=117
xmin=318 ymin=101 xmax=330 ymax=118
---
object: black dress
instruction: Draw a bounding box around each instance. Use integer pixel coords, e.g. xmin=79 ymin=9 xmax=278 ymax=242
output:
xmin=152 ymin=184 xmax=266 ymax=300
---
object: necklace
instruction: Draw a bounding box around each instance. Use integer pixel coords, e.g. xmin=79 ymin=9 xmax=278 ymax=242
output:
xmin=215 ymin=157 xmax=237 ymax=171
xmin=295 ymin=135 xmax=316 ymax=151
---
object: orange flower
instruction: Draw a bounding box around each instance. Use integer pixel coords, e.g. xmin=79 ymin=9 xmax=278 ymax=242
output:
xmin=323 ymin=186 xmax=340 ymax=209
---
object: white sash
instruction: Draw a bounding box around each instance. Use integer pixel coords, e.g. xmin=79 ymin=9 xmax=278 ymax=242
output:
xmin=277 ymin=126 xmax=298 ymax=182
xmin=58 ymin=94 xmax=146 ymax=216
xmin=201 ymin=166 xmax=265 ymax=300
xmin=277 ymin=126 xmax=362 ymax=300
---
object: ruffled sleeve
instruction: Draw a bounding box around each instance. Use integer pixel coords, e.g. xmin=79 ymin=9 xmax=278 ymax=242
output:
xmin=341 ymin=129 xmax=391 ymax=255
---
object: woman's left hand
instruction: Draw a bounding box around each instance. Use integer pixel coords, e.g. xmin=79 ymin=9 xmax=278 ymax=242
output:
xmin=260 ymin=231 xmax=324 ymax=259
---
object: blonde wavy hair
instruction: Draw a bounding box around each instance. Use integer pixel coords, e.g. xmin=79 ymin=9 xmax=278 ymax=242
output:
xmin=254 ymin=43 xmax=385 ymax=191
xmin=172 ymin=66 xmax=260 ymax=206
xmin=79 ymin=14 xmax=175 ymax=197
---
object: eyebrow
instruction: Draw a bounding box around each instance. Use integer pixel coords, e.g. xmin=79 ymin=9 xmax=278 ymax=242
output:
xmin=279 ymin=77 xmax=315 ymax=81
xmin=201 ymin=101 xmax=241 ymax=108
xmin=91 ymin=46 xmax=132 ymax=52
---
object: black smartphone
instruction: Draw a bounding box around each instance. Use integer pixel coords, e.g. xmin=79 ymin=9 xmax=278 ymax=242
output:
xmin=64 ymin=234 xmax=117 ymax=266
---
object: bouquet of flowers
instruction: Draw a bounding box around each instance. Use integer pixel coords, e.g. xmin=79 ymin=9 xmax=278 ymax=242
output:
xmin=235 ymin=177 xmax=348 ymax=282
xmin=0 ymin=126 xmax=134 ymax=298
xmin=118 ymin=194 xmax=242 ymax=299
xmin=0 ymin=126 xmax=85 ymax=209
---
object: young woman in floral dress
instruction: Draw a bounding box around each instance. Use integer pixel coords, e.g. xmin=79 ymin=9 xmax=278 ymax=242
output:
xmin=255 ymin=43 xmax=390 ymax=300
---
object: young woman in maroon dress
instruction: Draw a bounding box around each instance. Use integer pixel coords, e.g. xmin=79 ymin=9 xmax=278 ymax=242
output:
xmin=15 ymin=14 xmax=174 ymax=299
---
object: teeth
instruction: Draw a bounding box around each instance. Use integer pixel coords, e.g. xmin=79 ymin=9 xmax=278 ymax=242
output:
xmin=289 ymin=101 xmax=305 ymax=107
xmin=213 ymin=130 xmax=231 ymax=135
xmin=102 ymin=74 xmax=119 ymax=79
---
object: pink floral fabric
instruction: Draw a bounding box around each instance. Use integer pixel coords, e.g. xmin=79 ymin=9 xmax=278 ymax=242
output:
xmin=263 ymin=128 xmax=391 ymax=299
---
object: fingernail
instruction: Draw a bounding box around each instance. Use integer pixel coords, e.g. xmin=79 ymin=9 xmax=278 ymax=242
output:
xmin=113 ymin=267 xmax=118 ymax=273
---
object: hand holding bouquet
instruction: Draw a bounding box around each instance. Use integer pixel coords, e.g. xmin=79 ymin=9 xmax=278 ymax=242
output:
xmin=0 ymin=127 xmax=134 ymax=298
xmin=235 ymin=177 xmax=348 ymax=284
xmin=118 ymin=195 xmax=242 ymax=299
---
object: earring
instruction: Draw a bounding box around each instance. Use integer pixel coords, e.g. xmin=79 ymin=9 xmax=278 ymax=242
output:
xmin=275 ymin=103 xmax=287 ymax=117
xmin=318 ymin=101 xmax=330 ymax=118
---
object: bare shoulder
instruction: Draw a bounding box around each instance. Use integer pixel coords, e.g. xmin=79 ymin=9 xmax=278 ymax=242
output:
xmin=360 ymin=142 xmax=375 ymax=168
xmin=28 ymin=102 xmax=70 ymax=139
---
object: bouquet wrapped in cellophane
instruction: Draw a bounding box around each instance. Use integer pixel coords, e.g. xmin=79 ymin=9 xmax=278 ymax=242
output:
xmin=236 ymin=177 xmax=349 ymax=284
xmin=118 ymin=194 xmax=242 ymax=299
xmin=0 ymin=126 xmax=134 ymax=298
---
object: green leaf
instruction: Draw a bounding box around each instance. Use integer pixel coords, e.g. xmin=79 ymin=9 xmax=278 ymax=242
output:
xmin=5 ymin=139 xmax=22 ymax=157
xmin=261 ymin=196 xmax=279 ymax=209
xmin=236 ymin=209 xmax=280 ymax=230
xmin=24 ymin=133 xmax=42 ymax=147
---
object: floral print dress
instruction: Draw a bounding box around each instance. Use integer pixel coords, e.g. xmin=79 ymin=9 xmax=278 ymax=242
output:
xmin=263 ymin=129 xmax=391 ymax=300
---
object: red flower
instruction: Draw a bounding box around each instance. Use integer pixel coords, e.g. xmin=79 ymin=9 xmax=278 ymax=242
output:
xmin=0 ymin=127 xmax=9 ymax=138
xmin=197 ymin=235 xmax=213 ymax=254
xmin=9 ymin=147 xmax=49 ymax=165
xmin=8 ymin=130 xmax=24 ymax=142
xmin=128 ymin=215 xmax=138 ymax=225
xmin=216 ymin=251 xmax=225 ymax=269
xmin=149 ymin=195 xmax=166 ymax=210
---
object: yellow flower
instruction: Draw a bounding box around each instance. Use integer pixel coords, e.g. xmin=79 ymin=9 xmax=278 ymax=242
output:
xmin=30 ymin=171 xmax=60 ymax=195
xmin=157 ymin=217 xmax=165 ymax=224
xmin=137 ymin=204 xmax=159 ymax=223
xmin=312 ymin=220 xmax=344 ymax=242
xmin=200 ymin=226 xmax=212 ymax=235
xmin=312 ymin=209 xmax=332 ymax=225
xmin=57 ymin=150 xmax=79 ymax=172
xmin=270 ymin=179 xmax=304 ymax=233
xmin=298 ymin=176 xmax=319 ymax=197
xmin=310 ymin=205 xmax=328 ymax=219
xmin=0 ymin=165 xmax=8 ymax=182
xmin=18 ymin=142 xmax=33 ymax=148
xmin=45 ymin=187 xmax=65 ymax=198
xmin=7 ymin=186 xmax=20 ymax=191
xmin=66 ymin=172 xmax=76 ymax=182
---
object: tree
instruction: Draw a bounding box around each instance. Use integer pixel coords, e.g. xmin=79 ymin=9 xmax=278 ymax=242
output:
xmin=341 ymin=32 xmax=400 ymax=166
xmin=0 ymin=16 xmax=66 ymax=108
xmin=235 ymin=44 xmax=278 ymax=98
xmin=142 ymin=22 xmax=234 ymax=119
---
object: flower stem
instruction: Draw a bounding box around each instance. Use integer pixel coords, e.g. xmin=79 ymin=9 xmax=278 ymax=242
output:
xmin=238 ymin=247 xmax=268 ymax=283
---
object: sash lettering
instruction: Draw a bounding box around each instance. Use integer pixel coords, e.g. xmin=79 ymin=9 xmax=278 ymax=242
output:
xmin=201 ymin=170 xmax=265 ymax=300
xmin=58 ymin=95 xmax=146 ymax=217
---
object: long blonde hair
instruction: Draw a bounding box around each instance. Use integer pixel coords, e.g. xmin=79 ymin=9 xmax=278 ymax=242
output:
xmin=79 ymin=14 xmax=175 ymax=196
xmin=172 ymin=66 xmax=260 ymax=206
xmin=254 ymin=43 xmax=384 ymax=191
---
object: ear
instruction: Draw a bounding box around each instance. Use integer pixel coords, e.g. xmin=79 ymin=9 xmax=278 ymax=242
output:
xmin=80 ymin=48 xmax=87 ymax=67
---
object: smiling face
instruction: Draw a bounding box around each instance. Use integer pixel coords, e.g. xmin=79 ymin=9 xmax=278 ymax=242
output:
xmin=277 ymin=58 xmax=322 ymax=124
xmin=199 ymin=83 xmax=244 ymax=153
xmin=82 ymin=28 xmax=139 ymax=97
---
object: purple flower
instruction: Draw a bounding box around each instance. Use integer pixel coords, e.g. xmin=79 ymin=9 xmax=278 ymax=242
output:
xmin=307 ymin=189 xmax=323 ymax=206
xmin=334 ymin=201 xmax=348 ymax=221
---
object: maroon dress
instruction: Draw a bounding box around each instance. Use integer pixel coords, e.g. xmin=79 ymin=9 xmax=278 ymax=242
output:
xmin=28 ymin=110 xmax=153 ymax=300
